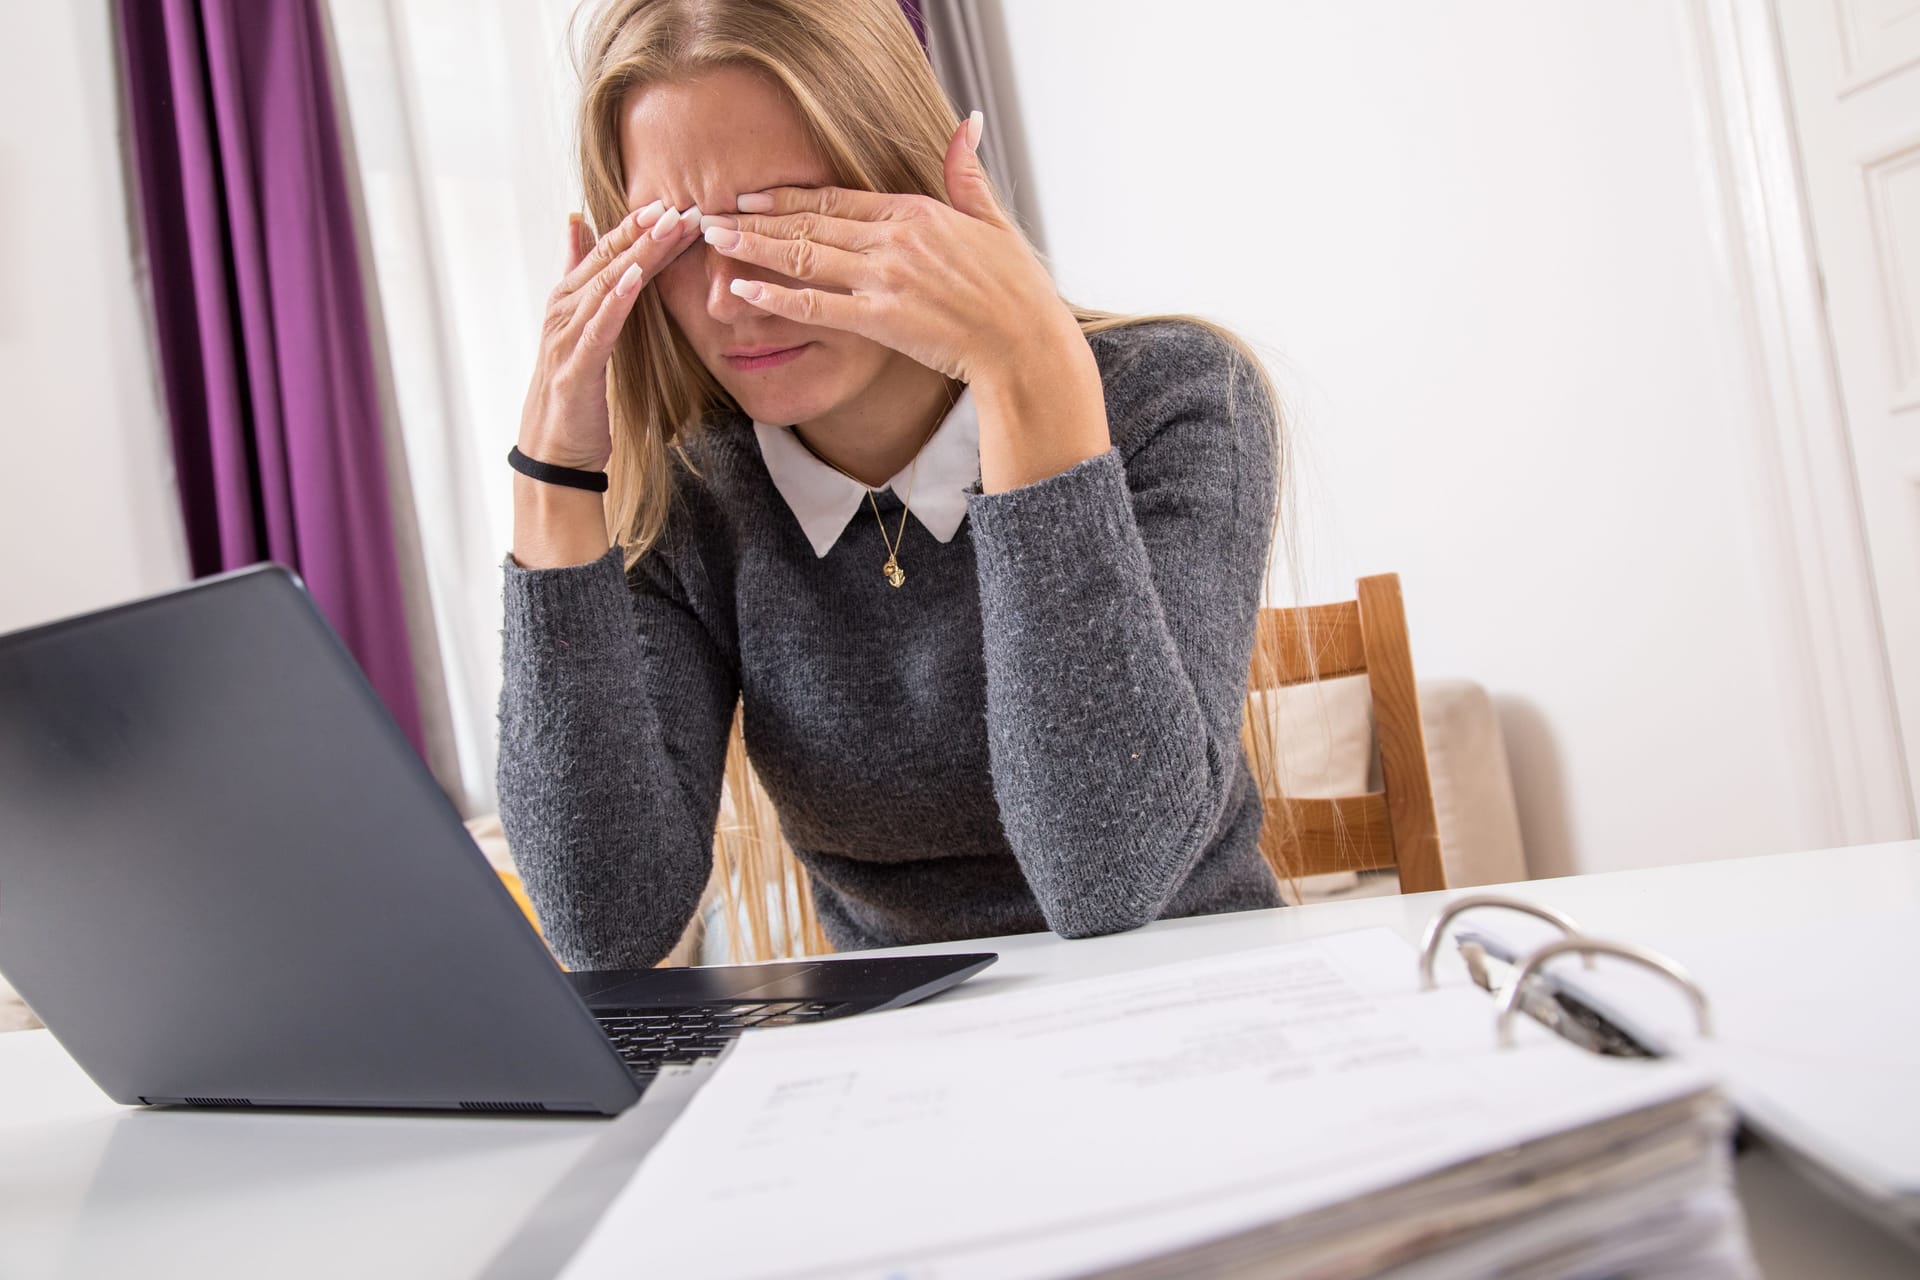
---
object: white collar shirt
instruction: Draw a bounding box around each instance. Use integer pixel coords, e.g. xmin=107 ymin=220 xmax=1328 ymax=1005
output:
xmin=751 ymin=385 xmax=981 ymax=559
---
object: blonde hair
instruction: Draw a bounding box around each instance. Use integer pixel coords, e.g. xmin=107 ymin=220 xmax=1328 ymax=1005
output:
xmin=565 ymin=0 xmax=1304 ymax=958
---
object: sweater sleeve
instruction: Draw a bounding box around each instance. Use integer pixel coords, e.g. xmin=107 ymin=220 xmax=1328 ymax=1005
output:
xmin=494 ymin=537 xmax=739 ymax=971
xmin=963 ymin=325 xmax=1278 ymax=938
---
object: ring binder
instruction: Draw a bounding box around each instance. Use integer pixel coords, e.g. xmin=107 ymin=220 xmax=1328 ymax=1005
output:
xmin=1416 ymin=893 xmax=1592 ymax=990
xmin=1495 ymin=937 xmax=1713 ymax=1049
xmin=1408 ymin=881 xmax=1920 ymax=1242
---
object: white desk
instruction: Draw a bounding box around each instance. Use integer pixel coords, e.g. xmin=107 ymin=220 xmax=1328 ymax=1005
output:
xmin=3 ymin=842 xmax=1916 ymax=1278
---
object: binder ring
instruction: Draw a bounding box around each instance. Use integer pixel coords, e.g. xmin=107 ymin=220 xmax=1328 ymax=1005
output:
xmin=1417 ymin=894 xmax=1592 ymax=990
xmin=1495 ymin=937 xmax=1712 ymax=1049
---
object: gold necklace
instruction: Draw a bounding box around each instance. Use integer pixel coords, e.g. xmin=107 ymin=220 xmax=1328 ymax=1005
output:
xmin=791 ymin=403 xmax=948 ymax=588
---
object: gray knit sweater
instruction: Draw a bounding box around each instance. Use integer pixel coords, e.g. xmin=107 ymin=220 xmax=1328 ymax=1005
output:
xmin=496 ymin=318 xmax=1283 ymax=970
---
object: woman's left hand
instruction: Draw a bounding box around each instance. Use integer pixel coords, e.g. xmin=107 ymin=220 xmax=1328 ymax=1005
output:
xmin=699 ymin=112 xmax=1076 ymax=387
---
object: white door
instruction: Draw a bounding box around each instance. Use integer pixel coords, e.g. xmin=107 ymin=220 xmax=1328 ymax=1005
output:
xmin=1774 ymin=0 xmax=1920 ymax=813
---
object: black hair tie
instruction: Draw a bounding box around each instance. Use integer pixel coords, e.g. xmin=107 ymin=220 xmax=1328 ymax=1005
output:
xmin=508 ymin=445 xmax=609 ymax=493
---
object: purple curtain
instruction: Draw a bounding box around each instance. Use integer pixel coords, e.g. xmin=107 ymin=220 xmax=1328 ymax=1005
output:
xmin=114 ymin=0 xmax=425 ymax=755
xmin=898 ymin=0 xmax=927 ymax=52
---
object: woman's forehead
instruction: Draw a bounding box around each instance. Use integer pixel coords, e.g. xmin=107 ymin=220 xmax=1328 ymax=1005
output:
xmin=617 ymin=68 xmax=831 ymax=214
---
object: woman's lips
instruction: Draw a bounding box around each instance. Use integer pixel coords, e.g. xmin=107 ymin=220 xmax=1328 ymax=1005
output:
xmin=725 ymin=343 xmax=812 ymax=371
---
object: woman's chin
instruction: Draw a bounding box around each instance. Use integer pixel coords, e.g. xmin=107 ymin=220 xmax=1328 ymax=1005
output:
xmin=725 ymin=379 xmax=835 ymax=428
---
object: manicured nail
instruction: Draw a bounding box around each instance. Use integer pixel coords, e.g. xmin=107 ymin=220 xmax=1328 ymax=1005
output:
xmin=615 ymin=263 xmax=643 ymax=296
xmin=704 ymin=225 xmax=741 ymax=250
xmin=965 ymin=109 xmax=983 ymax=152
xmin=651 ymin=206 xmax=683 ymax=239
xmin=699 ymin=213 xmax=739 ymax=231
xmin=736 ymin=192 xmax=774 ymax=213
xmin=632 ymin=198 xmax=665 ymax=227
xmin=730 ymin=279 xmax=765 ymax=301
xmin=682 ymin=203 xmax=702 ymax=226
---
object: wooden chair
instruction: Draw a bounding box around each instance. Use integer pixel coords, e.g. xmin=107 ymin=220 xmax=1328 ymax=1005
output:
xmin=1242 ymin=573 xmax=1446 ymax=894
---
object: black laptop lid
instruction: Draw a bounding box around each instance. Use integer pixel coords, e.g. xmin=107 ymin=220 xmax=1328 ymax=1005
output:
xmin=0 ymin=566 xmax=639 ymax=1113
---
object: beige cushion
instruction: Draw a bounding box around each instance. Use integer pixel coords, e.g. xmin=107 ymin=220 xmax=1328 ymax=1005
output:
xmin=1416 ymin=679 xmax=1528 ymax=887
xmin=1244 ymin=676 xmax=1528 ymax=892
xmin=0 ymin=971 xmax=35 ymax=1032
xmin=464 ymin=812 xmax=517 ymax=875
xmin=1248 ymin=675 xmax=1375 ymax=799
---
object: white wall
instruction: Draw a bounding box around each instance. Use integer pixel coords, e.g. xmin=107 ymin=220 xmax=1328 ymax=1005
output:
xmin=0 ymin=2 xmax=188 ymax=633
xmin=989 ymin=0 xmax=1818 ymax=877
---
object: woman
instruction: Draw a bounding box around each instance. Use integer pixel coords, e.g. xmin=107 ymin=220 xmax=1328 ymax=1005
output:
xmin=499 ymin=0 xmax=1288 ymax=971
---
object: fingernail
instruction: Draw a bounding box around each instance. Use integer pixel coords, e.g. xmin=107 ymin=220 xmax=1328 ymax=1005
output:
xmin=633 ymin=198 xmax=664 ymax=226
xmin=703 ymin=225 xmax=741 ymax=250
xmin=682 ymin=203 xmax=702 ymax=226
xmin=699 ymin=213 xmax=739 ymax=231
xmin=730 ymin=278 xmax=764 ymax=301
xmin=651 ymin=206 xmax=683 ymax=239
xmin=616 ymin=263 xmax=643 ymax=296
xmin=736 ymin=193 xmax=774 ymax=213
xmin=966 ymin=109 xmax=983 ymax=152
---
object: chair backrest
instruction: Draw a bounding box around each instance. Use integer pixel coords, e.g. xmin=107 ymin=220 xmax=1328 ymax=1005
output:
xmin=1243 ymin=573 xmax=1446 ymax=893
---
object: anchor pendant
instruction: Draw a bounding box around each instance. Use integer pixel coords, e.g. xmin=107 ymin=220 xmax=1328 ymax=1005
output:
xmin=883 ymin=557 xmax=906 ymax=588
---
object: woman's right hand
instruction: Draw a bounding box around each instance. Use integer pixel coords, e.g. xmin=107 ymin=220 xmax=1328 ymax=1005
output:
xmin=516 ymin=198 xmax=706 ymax=472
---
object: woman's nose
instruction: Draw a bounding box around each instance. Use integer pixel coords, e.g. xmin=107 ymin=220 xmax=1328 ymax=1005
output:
xmin=705 ymin=250 xmax=769 ymax=321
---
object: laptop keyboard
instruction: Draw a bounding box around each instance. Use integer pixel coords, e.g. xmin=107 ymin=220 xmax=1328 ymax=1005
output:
xmin=595 ymin=1000 xmax=850 ymax=1084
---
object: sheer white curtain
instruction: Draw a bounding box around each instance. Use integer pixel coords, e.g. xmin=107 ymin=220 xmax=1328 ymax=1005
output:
xmin=326 ymin=0 xmax=586 ymax=815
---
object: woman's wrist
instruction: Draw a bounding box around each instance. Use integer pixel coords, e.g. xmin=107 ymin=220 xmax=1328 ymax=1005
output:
xmin=973 ymin=326 xmax=1110 ymax=494
xmin=515 ymin=434 xmax=610 ymax=474
xmin=511 ymin=471 xmax=612 ymax=569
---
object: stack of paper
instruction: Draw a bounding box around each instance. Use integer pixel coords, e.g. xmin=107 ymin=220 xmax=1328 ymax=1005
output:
xmin=558 ymin=929 xmax=1756 ymax=1279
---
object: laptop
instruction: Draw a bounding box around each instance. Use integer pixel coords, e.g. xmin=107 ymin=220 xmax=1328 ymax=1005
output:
xmin=0 ymin=564 xmax=994 ymax=1115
